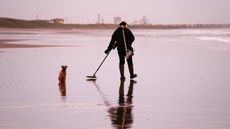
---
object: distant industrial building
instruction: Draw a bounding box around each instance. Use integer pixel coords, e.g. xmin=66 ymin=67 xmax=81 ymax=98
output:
xmin=48 ymin=18 xmax=64 ymax=24
xmin=114 ymin=16 xmax=122 ymax=24
xmin=53 ymin=18 xmax=64 ymax=24
xmin=134 ymin=16 xmax=150 ymax=25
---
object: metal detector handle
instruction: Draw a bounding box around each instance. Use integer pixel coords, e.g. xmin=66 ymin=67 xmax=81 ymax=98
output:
xmin=92 ymin=49 xmax=111 ymax=76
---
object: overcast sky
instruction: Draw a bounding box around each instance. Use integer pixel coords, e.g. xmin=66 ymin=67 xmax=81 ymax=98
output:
xmin=0 ymin=0 xmax=230 ymax=24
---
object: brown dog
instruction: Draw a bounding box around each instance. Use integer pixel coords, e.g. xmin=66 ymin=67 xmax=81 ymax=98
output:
xmin=58 ymin=65 xmax=68 ymax=83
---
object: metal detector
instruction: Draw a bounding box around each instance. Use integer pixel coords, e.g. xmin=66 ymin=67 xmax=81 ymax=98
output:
xmin=86 ymin=49 xmax=111 ymax=80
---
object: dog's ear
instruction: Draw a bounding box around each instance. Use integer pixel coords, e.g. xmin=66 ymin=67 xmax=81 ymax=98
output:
xmin=61 ymin=65 xmax=68 ymax=69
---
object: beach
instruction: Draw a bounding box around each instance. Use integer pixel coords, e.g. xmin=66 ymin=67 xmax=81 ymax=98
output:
xmin=0 ymin=28 xmax=230 ymax=129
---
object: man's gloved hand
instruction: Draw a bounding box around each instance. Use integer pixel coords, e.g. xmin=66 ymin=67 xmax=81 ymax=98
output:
xmin=104 ymin=49 xmax=110 ymax=54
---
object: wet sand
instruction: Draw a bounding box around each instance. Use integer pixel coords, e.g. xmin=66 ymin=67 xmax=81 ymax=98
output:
xmin=0 ymin=39 xmax=71 ymax=49
xmin=0 ymin=29 xmax=230 ymax=129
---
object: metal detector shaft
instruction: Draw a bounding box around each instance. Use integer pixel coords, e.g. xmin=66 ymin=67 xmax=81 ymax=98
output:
xmin=92 ymin=50 xmax=111 ymax=76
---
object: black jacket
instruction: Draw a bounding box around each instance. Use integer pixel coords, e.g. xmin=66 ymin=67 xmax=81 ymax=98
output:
xmin=107 ymin=27 xmax=135 ymax=56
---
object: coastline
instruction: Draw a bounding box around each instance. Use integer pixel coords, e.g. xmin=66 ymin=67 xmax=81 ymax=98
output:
xmin=1 ymin=18 xmax=230 ymax=30
xmin=1 ymin=24 xmax=230 ymax=30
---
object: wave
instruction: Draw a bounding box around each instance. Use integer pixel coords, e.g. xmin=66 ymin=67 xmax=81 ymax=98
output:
xmin=195 ymin=36 xmax=230 ymax=43
xmin=134 ymin=28 xmax=230 ymax=43
xmin=181 ymin=29 xmax=230 ymax=43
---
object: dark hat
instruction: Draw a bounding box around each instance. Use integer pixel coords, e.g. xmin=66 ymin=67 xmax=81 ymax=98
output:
xmin=119 ymin=21 xmax=127 ymax=26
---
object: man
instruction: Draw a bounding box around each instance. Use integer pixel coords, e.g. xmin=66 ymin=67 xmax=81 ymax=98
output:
xmin=104 ymin=21 xmax=137 ymax=80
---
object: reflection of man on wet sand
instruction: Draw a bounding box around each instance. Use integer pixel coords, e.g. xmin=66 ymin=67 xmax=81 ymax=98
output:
xmin=108 ymin=80 xmax=136 ymax=129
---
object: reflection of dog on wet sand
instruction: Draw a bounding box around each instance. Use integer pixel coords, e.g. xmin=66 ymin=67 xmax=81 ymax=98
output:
xmin=58 ymin=65 xmax=67 ymax=97
xmin=58 ymin=65 xmax=68 ymax=83
xmin=58 ymin=81 xmax=66 ymax=96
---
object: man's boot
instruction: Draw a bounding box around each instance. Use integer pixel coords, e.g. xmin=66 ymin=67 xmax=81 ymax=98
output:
xmin=119 ymin=65 xmax=125 ymax=80
xmin=128 ymin=64 xmax=137 ymax=79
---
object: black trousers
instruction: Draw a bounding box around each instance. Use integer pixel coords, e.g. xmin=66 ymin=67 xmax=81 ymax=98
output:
xmin=118 ymin=52 xmax=133 ymax=66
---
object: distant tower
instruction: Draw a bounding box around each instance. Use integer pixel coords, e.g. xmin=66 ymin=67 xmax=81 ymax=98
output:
xmin=97 ymin=14 xmax=101 ymax=24
xmin=36 ymin=15 xmax=39 ymax=20
xmin=114 ymin=16 xmax=122 ymax=24
xmin=65 ymin=17 xmax=69 ymax=24
xmin=101 ymin=18 xmax=104 ymax=24
xmin=97 ymin=14 xmax=104 ymax=24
